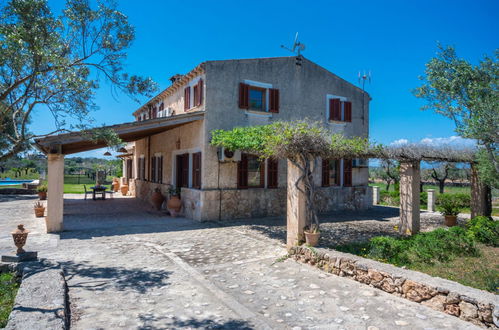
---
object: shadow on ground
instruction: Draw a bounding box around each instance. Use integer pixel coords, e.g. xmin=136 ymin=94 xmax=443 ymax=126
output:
xmin=137 ymin=314 xmax=253 ymax=330
xmin=59 ymin=260 xmax=171 ymax=294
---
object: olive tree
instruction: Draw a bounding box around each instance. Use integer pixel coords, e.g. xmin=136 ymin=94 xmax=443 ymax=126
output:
xmin=0 ymin=0 xmax=157 ymax=161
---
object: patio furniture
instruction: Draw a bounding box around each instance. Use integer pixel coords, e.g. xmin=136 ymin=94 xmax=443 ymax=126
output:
xmin=22 ymin=179 xmax=40 ymax=189
xmin=90 ymin=185 xmax=107 ymax=200
xmin=83 ymin=185 xmax=93 ymax=200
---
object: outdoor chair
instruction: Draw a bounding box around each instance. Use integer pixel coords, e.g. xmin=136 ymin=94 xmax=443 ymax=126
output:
xmin=83 ymin=185 xmax=93 ymax=200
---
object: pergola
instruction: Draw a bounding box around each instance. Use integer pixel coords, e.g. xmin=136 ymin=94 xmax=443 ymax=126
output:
xmin=34 ymin=112 xmax=204 ymax=232
xmin=286 ymin=143 xmax=489 ymax=248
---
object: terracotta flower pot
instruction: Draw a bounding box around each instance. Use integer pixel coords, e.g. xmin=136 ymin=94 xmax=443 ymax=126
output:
xmin=167 ymin=195 xmax=182 ymax=213
xmin=38 ymin=192 xmax=47 ymax=200
xmin=34 ymin=207 xmax=45 ymax=217
xmin=444 ymin=215 xmax=457 ymax=227
xmin=151 ymin=190 xmax=165 ymax=210
xmin=120 ymin=185 xmax=129 ymax=196
xmin=304 ymin=232 xmax=320 ymax=247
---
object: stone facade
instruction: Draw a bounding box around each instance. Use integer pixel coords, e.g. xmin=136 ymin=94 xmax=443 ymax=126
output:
xmin=128 ymin=57 xmax=373 ymax=221
xmin=289 ymin=246 xmax=499 ymax=328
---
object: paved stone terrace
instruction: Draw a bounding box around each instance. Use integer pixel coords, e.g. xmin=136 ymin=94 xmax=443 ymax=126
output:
xmin=1 ymin=194 xmax=480 ymax=329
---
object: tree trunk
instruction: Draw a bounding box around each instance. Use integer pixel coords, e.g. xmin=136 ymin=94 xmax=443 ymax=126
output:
xmin=438 ymin=180 xmax=445 ymax=194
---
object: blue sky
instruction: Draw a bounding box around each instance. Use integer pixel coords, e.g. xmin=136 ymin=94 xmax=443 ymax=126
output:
xmin=34 ymin=0 xmax=498 ymax=157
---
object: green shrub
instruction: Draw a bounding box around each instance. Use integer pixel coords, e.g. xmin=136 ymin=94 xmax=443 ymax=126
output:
xmin=452 ymin=193 xmax=471 ymax=208
xmin=420 ymin=192 xmax=428 ymax=206
xmin=436 ymin=194 xmax=465 ymax=216
xmin=466 ymin=216 xmax=499 ymax=247
xmin=379 ymin=191 xmax=400 ymax=206
xmin=367 ymin=227 xmax=478 ymax=266
xmin=37 ymin=185 xmax=47 ymax=192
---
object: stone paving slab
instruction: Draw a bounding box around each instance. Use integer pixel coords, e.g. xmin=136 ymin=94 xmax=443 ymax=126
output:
xmin=0 ymin=195 xmax=482 ymax=329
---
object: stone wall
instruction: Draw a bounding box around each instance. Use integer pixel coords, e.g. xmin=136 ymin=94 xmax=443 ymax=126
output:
xmin=289 ymin=246 xmax=499 ymax=328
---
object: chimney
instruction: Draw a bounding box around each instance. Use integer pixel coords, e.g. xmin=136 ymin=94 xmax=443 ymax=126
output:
xmin=169 ymin=74 xmax=183 ymax=84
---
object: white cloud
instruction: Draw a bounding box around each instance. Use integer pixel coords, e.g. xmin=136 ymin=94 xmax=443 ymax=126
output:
xmin=389 ymin=136 xmax=476 ymax=148
xmin=390 ymin=139 xmax=409 ymax=146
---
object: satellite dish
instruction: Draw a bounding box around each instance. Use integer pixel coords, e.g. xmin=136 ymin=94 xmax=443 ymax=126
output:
xmin=281 ymin=32 xmax=306 ymax=56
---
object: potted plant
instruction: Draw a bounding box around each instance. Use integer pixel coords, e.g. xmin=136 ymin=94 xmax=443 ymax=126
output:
xmin=34 ymin=201 xmax=45 ymax=217
xmin=304 ymin=224 xmax=320 ymax=246
xmin=437 ymin=194 xmax=462 ymax=227
xmin=151 ymin=187 xmax=165 ymax=210
xmin=166 ymin=185 xmax=182 ymax=214
xmin=37 ymin=185 xmax=47 ymax=200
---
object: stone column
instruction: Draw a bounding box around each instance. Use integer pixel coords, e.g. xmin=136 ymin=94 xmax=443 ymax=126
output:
xmin=427 ymin=189 xmax=436 ymax=212
xmin=286 ymin=159 xmax=307 ymax=249
xmin=399 ymin=161 xmax=420 ymax=235
xmin=372 ymin=186 xmax=380 ymax=205
xmin=470 ymin=163 xmax=491 ymax=218
xmin=46 ymin=153 xmax=64 ymax=232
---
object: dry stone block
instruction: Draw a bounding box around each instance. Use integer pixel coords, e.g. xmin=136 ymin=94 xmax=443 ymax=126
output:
xmin=445 ymin=304 xmax=460 ymax=317
xmin=477 ymin=303 xmax=493 ymax=323
xmin=368 ymin=269 xmax=384 ymax=285
xmin=380 ymin=277 xmax=397 ymax=293
xmin=402 ymin=280 xmax=437 ymax=303
xmin=421 ymin=294 xmax=446 ymax=312
xmin=459 ymin=301 xmax=478 ymax=321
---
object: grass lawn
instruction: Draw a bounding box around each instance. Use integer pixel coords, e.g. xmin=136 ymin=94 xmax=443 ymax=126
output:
xmin=412 ymin=244 xmax=499 ymax=293
xmin=63 ymin=174 xmax=113 ymax=194
xmin=0 ymin=273 xmax=19 ymax=328
xmin=0 ymin=184 xmax=22 ymax=189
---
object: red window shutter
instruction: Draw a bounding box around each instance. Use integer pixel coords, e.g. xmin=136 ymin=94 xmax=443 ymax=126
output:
xmin=181 ymin=153 xmax=189 ymax=187
xmin=192 ymin=152 xmax=201 ymax=189
xmin=269 ymin=88 xmax=279 ymax=113
xmin=335 ymin=159 xmax=341 ymax=185
xmin=328 ymin=99 xmax=334 ymax=121
xmin=237 ymin=153 xmax=248 ymax=188
xmin=343 ymin=159 xmax=352 ymax=187
xmin=184 ymin=87 xmax=190 ymax=110
xmin=267 ymin=159 xmax=278 ymax=188
xmin=332 ymin=98 xmax=341 ymax=121
xmin=344 ymin=101 xmax=352 ymax=122
xmin=198 ymin=79 xmax=203 ymax=106
xmin=322 ymin=159 xmax=330 ymax=187
xmin=238 ymin=83 xmax=249 ymax=109
xmin=151 ymin=157 xmax=156 ymax=182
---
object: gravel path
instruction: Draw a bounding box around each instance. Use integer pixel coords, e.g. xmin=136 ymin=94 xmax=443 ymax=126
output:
xmin=0 ymin=195 xmax=480 ymax=329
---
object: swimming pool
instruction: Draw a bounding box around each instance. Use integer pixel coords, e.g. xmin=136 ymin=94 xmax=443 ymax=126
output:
xmin=0 ymin=179 xmax=33 ymax=186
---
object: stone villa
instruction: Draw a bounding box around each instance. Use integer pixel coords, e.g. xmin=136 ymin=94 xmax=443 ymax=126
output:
xmin=121 ymin=56 xmax=372 ymax=221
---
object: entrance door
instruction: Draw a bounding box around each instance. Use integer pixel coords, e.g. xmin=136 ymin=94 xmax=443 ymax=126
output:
xmin=176 ymin=154 xmax=189 ymax=188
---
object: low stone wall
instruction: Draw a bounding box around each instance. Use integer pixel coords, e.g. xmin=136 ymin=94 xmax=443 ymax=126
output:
xmin=289 ymin=246 xmax=499 ymax=328
xmin=3 ymin=259 xmax=68 ymax=330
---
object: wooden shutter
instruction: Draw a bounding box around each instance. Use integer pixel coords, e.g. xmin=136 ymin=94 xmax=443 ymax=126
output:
xmin=181 ymin=154 xmax=189 ymax=187
xmin=334 ymin=159 xmax=341 ymax=185
xmin=192 ymin=152 xmax=201 ymax=189
xmin=267 ymin=159 xmax=278 ymax=188
xmin=344 ymin=101 xmax=352 ymax=122
xmin=158 ymin=156 xmax=163 ymax=184
xmin=184 ymin=86 xmax=190 ymax=110
xmin=332 ymin=98 xmax=341 ymax=121
xmin=237 ymin=153 xmax=248 ymax=188
xmin=328 ymin=99 xmax=334 ymax=121
xmin=322 ymin=159 xmax=330 ymax=187
xmin=343 ymin=159 xmax=352 ymax=187
xmin=151 ymin=157 xmax=156 ymax=182
xmin=238 ymin=83 xmax=249 ymax=109
xmin=269 ymin=88 xmax=279 ymax=113
xmin=197 ymin=79 xmax=203 ymax=106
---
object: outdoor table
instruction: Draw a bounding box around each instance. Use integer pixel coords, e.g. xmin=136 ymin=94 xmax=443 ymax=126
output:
xmin=90 ymin=186 xmax=107 ymax=200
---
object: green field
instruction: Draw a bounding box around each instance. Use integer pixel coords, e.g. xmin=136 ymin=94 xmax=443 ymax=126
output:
xmin=0 ymin=273 xmax=19 ymax=327
xmin=63 ymin=174 xmax=113 ymax=194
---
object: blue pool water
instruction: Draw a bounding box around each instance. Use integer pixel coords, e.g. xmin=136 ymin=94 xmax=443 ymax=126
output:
xmin=0 ymin=179 xmax=33 ymax=186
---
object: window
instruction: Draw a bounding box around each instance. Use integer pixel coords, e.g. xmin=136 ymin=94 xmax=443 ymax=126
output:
xmin=249 ymin=86 xmax=266 ymax=111
xmin=176 ymin=153 xmax=189 ymax=188
xmin=238 ymin=82 xmax=279 ymax=113
xmin=150 ymin=155 xmax=163 ymax=183
xmin=267 ymin=159 xmax=278 ymax=188
xmin=192 ymin=152 xmax=202 ymax=189
xmin=322 ymin=159 xmax=340 ymax=187
xmin=237 ymin=153 xmax=264 ymax=188
xmin=328 ymin=98 xmax=352 ymax=122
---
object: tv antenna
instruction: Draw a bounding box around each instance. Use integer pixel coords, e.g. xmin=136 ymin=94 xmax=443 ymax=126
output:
xmin=358 ymin=70 xmax=372 ymax=91
xmin=281 ymin=32 xmax=306 ymax=56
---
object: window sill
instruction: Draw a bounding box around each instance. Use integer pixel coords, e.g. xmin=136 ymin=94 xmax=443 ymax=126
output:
xmin=244 ymin=110 xmax=272 ymax=117
xmin=328 ymin=120 xmax=347 ymax=125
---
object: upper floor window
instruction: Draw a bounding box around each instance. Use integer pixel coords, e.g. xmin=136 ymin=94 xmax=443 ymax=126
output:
xmin=327 ymin=97 xmax=352 ymax=122
xmin=184 ymin=79 xmax=203 ymax=111
xmin=239 ymin=82 xmax=279 ymax=113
